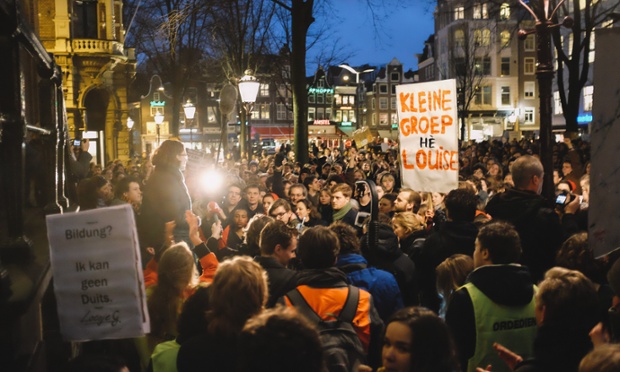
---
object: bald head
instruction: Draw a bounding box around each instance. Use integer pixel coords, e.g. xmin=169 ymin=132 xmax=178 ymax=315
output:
xmin=510 ymin=155 xmax=543 ymax=192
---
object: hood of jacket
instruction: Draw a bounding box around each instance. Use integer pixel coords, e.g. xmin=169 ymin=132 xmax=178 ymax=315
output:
xmin=468 ymin=264 xmax=535 ymax=306
xmin=296 ymin=267 xmax=350 ymax=288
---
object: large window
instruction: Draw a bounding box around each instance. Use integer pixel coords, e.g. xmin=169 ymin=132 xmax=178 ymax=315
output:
xmin=325 ymin=108 xmax=331 ymax=120
xmin=500 ymin=3 xmax=511 ymax=20
xmin=380 ymin=113 xmax=389 ymax=125
xmin=260 ymin=104 xmax=270 ymax=119
xmin=454 ymin=30 xmax=465 ymax=48
xmin=317 ymin=108 xmax=325 ymax=120
xmin=308 ymin=93 xmax=315 ymax=104
xmin=524 ymin=57 xmax=535 ymax=74
xmin=73 ymin=0 xmax=99 ymax=38
xmin=583 ymin=86 xmax=594 ymax=112
xmin=524 ymin=35 xmax=535 ymax=51
xmin=475 ymin=57 xmax=492 ymax=75
xmin=260 ymin=84 xmax=269 ymax=97
xmin=379 ymin=97 xmax=388 ymax=110
xmin=474 ymin=3 xmax=488 ymax=19
xmin=500 ymin=31 xmax=511 ymax=47
xmin=501 ymin=57 xmax=510 ymax=76
xmin=379 ymin=84 xmax=388 ymax=94
xmin=474 ymin=29 xmax=491 ymax=46
xmin=391 ymin=98 xmax=397 ymax=110
xmin=277 ymin=103 xmax=287 ymax=120
xmin=524 ymin=81 xmax=535 ymax=99
xmin=524 ymin=108 xmax=535 ymax=124
xmin=317 ymin=93 xmax=324 ymax=104
xmin=554 ymin=92 xmax=563 ymax=114
xmin=501 ymin=86 xmax=511 ymax=106
xmin=391 ymin=72 xmax=400 ymax=81
xmin=308 ymin=107 xmax=315 ymax=121
xmin=474 ymin=86 xmax=492 ymax=105
xmin=454 ymin=6 xmax=465 ymax=20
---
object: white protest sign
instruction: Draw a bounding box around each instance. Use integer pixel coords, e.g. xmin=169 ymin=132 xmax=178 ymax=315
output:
xmin=396 ymin=79 xmax=459 ymax=193
xmin=46 ymin=204 xmax=150 ymax=341
xmin=186 ymin=148 xmax=207 ymax=175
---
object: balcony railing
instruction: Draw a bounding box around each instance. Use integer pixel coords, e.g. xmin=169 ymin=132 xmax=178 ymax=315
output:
xmin=72 ymin=39 xmax=125 ymax=57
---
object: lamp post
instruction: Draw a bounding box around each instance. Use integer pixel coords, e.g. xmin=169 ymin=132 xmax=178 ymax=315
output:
xmin=238 ymin=70 xmax=260 ymax=159
xmin=183 ymin=100 xmax=196 ymax=148
xmin=339 ymin=64 xmax=374 ymax=129
xmin=517 ymin=0 xmax=573 ymax=202
xmin=154 ymin=112 xmax=164 ymax=146
xmin=127 ymin=116 xmax=134 ymax=158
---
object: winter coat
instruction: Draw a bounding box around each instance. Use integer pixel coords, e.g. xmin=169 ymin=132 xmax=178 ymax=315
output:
xmin=254 ymin=256 xmax=299 ymax=308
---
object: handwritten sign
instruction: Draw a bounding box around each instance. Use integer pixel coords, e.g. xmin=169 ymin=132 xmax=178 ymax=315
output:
xmin=353 ymin=127 xmax=374 ymax=148
xmin=396 ymin=80 xmax=459 ymax=193
xmin=46 ymin=205 xmax=149 ymax=341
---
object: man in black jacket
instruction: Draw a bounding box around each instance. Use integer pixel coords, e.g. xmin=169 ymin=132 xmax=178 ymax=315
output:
xmin=254 ymin=220 xmax=299 ymax=308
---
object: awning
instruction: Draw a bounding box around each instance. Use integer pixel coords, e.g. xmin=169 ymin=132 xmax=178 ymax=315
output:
xmin=377 ymin=130 xmax=397 ymax=140
xmin=251 ymin=126 xmax=294 ymax=139
xmin=312 ymin=127 xmax=347 ymax=139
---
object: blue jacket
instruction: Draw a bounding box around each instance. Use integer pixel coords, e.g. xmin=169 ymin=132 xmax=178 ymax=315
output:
xmin=336 ymin=253 xmax=404 ymax=321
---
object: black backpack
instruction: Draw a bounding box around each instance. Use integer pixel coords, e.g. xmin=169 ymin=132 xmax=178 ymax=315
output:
xmin=286 ymin=286 xmax=366 ymax=372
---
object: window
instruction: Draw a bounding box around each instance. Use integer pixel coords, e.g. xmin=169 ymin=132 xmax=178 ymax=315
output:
xmin=380 ymin=113 xmax=388 ymax=125
xmin=317 ymin=108 xmax=325 ymax=120
xmin=391 ymin=113 xmax=398 ymax=125
xmin=326 ymin=92 xmax=333 ymax=103
xmin=150 ymin=106 xmax=164 ymax=117
xmin=277 ymin=103 xmax=287 ymax=120
xmin=583 ymin=86 xmax=594 ymax=112
xmin=501 ymin=57 xmax=510 ymax=76
xmin=474 ymin=86 xmax=492 ymax=105
xmin=474 ymin=29 xmax=491 ymax=46
xmin=475 ymin=57 xmax=491 ymax=75
xmin=207 ymin=107 xmax=217 ymax=123
xmin=335 ymin=110 xmax=342 ymax=122
xmin=501 ymin=86 xmax=511 ymax=106
xmin=500 ymin=3 xmax=511 ymax=20
xmin=391 ymin=72 xmax=399 ymax=81
xmin=454 ymin=30 xmax=465 ymax=48
xmin=260 ymin=84 xmax=269 ymax=97
xmin=260 ymin=104 xmax=270 ymax=119
xmin=379 ymin=84 xmax=388 ymax=94
xmin=317 ymin=93 xmax=324 ymax=104
xmin=524 ymin=35 xmax=535 ymax=51
xmin=72 ymin=0 xmax=98 ymax=38
xmin=325 ymin=108 xmax=331 ymax=120
xmin=251 ymin=109 xmax=259 ymax=120
xmin=282 ymin=65 xmax=291 ymax=79
xmin=524 ymin=81 xmax=535 ymax=99
xmin=308 ymin=107 xmax=315 ymax=121
xmin=391 ymin=98 xmax=397 ymax=110
xmin=379 ymin=97 xmax=388 ymax=110
xmin=392 ymin=85 xmax=397 ymax=94
xmin=500 ymin=30 xmax=511 ymax=47
xmin=589 ymin=32 xmax=595 ymax=63
xmin=153 ymin=92 xmax=161 ymax=101
xmin=348 ymin=110 xmax=356 ymax=122
xmin=554 ymin=92 xmax=563 ymax=115
xmin=372 ymin=114 xmax=376 ymax=126
xmin=454 ymin=6 xmax=464 ymax=20
xmin=524 ymin=108 xmax=534 ymax=124
xmin=524 ymin=57 xmax=535 ymax=74
xmin=372 ymin=98 xmax=376 ymax=110
xmin=278 ymin=84 xmax=287 ymax=98
xmin=308 ymin=93 xmax=315 ymax=104
xmin=334 ymin=94 xmax=341 ymax=105
xmin=474 ymin=3 xmax=488 ymax=19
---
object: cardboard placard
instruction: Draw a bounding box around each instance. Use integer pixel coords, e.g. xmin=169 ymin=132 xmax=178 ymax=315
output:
xmin=46 ymin=205 xmax=149 ymax=341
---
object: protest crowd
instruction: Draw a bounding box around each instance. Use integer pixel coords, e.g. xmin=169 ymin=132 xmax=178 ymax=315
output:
xmin=63 ymin=134 xmax=620 ymax=372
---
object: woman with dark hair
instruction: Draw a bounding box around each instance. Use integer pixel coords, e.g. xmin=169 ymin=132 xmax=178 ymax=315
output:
xmin=379 ymin=307 xmax=459 ymax=372
xmin=139 ymin=140 xmax=192 ymax=250
xmin=295 ymin=199 xmax=327 ymax=232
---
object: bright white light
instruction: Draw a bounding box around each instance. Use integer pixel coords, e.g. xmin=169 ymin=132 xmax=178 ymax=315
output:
xmin=200 ymin=168 xmax=224 ymax=195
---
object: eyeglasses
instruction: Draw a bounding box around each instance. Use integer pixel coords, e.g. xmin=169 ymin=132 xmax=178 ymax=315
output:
xmin=271 ymin=211 xmax=287 ymax=218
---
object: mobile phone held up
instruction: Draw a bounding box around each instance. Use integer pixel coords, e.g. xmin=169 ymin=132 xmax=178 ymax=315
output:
xmin=73 ymin=139 xmax=81 ymax=147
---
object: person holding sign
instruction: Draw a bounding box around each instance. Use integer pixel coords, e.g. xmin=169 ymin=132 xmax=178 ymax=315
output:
xmin=139 ymin=140 xmax=193 ymax=252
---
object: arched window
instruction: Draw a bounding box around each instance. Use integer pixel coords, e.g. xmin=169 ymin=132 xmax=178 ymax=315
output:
xmin=500 ymin=30 xmax=511 ymax=47
xmin=500 ymin=3 xmax=511 ymax=20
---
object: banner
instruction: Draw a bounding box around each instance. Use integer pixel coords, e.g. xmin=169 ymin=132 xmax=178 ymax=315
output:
xmin=46 ymin=205 xmax=149 ymax=341
xmin=396 ymin=79 xmax=459 ymax=193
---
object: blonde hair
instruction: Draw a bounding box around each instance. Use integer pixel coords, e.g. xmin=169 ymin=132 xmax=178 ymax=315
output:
xmin=436 ymin=254 xmax=474 ymax=308
xmin=207 ymin=256 xmax=268 ymax=338
xmin=392 ymin=211 xmax=426 ymax=235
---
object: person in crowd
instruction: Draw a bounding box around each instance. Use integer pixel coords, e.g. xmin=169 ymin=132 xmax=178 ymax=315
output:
xmin=378 ymin=307 xmax=459 ymax=372
xmin=446 ymin=221 xmax=537 ymax=372
xmin=392 ymin=212 xmax=427 ymax=258
xmin=268 ymin=198 xmax=300 ymax=229
xmin=77 ymin=175 xmax=112 ymax=211
xmin=215 ymin=184 xmax=245 ymax=228
xmin=288 ymin=183 xmax=308 ymax=205
xmin=379 ymin=193 xmax=397 ymax=218
xmin=417 ymin=188 xmax=479 ymax=313
xmin=394 ymin=188 xmax=422 ymax=213
xmin=331 ymin=183 xmax=359 ymax=227
xmin=237 ymin=214 xmax=273 ymax=258
xmin=177 ymin=256 xmax=268 ymax=372
xmin=355 ymin=181 xmax=373 ymax=214
xmin=254 ymin=220 xmax=299 ymax=308
xmin=244 ymin=183 xmax=264 ymax=218
xmin=435 ymin=254 xmax=474 ymax=318
xmin=331 ymin=221 xmax=404 ymax=321
xmin=380 ymin=173 xmax=397 ymax=195
xmin=110 ymin=176 xmax=142 ymax=213
xmin=238 ymin=306 xmax=324 ymax=372
xmin=261 ymin=193 xmax=275 ymax=214
xmin=303 ymin=175 xmax=322 ymax=207
xmin=491 ymin=267 xmax=599 ymax=372
xmin=219 ymin=207 xmax=249 ymax=255
xmin=579 ymin=344 xmax=620 ymax=372
xmin=295 ymin=198 xmax=327 ymax=232
xmin=376 ymin=184 xmax=386 ymax=200
xmin=317 ymin=186 xmax=333 ymax=224
xmin=281 ymin=226 xmax=384 ymax=367
xmin=140 ymin=140 xmax=193 ymax=249
xmin=485 ymin=154 xmax=578 ymax=282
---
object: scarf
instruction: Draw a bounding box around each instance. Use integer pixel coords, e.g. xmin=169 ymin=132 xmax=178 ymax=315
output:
xmin=332 ymin=202 xmax=352 ymax=221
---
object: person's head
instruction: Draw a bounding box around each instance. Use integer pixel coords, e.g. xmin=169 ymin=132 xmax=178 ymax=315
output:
xmin=227 ymin=184 xmax=243 ymax=206
xmin=553 ymin=168 xmax=562 ymax=185
xmin=114 ymin=177 xmax=142 ymax=206
xmin=555 ymin=232 xmax=601 ymax=282
xmin=472 ymin=163 xmax=487 ymax=179
xmin=444 ymin=188 xmax=477 ymax=222
xmin=431 ymin=192 xmax=446 ymax=209
xmin=207 ymin=256 xmax=268 ymax=338
xmin=376 ymin=185 xmax=385 ymax=199
xmin=92 ymin=175 xmax=113 ymax=203
xmin=562 ymin=160 xmax=573 ymax=177
xmin=391 ymin=212 xmax=425 ymax=240
xmin=436 ymin=255 xmax=474 ymax=308
xmin=297 ymin=226 xmax=340 ymax=269
xmin=319 ymin=187 xmax=332 ymax=206
xmin=394 ymin=188 xmax=421 ymax=213
xmin=331 ymin=183 xmax=352 ymax=211
xmin=474 ymin=221 xmax=521 ymax=267
xmin=156 ymin=242 xmax=197 ymax=294
xmin=245 ymin=184 xmax=261 ymax=207
xmin=535 ymin=267 xmax=598 ymax=330
xmin=259 ymin=220 xmax=298 ymax=266
xmin=579 ymin=344 xmax=620 ymax=372
xmin=329 ymin=220 xmax=361 ymax=255
xmin=379 ymin=193 xmax=397 ymax=215
xmin=295 ymin=199 xmax=320 ymax=221
xmin=289 ymin=183 xmax=308 ymax=204
xmin=488 ymin=163 xmax=502 ymax=178
xmin=503 ymin=173 xmax=514 ymax=188
xmin=381 ymin=173 xmax=396 ymax=192
xmin=244 ymin=214 xmax=274 ymax=255
xmin=510 ymin=155 xmax=544 ymax=193
xmin=262 ymin=194 xmax=275 ymax=212
xmin=580 ymin=174 xmax=590 ymax=203
xmin=268 ymin=198 xmax=294 ymax=224
xmin=239 ymin=307 xmax=323 ymax=372
xmin=382 ymin=307 xmax=458 ymax=372
xmin=233 ymin=208 xmax=249 ymax=229
xmin=152 ymin=139 xmax=187 ymax=171
xmin=303 ymin=175 xmax=321 ymax=193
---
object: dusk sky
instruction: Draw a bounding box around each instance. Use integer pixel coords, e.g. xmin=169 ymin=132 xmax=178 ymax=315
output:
xmin=307 ymin=0 xmax=436 ymax=74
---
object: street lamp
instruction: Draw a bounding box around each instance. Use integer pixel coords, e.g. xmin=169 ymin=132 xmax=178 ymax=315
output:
xmin=127 ymin=116 xmax=134 ymax=158
xmin=154 ymin=112 xmax=164 ymax=146
xmin=183 ymin=100 xmax=196 ymax=148
xmin=238 ymin=69 xmax=260 ymax=159
xmin=338 ymin=64 xmax=374 ymax=129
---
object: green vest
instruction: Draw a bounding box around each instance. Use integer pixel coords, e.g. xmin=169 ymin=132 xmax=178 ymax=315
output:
xmin=464 ymin=282 xmax=538 ymax=372
xmin=151 ymin=340 xmax=180 ymax=372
